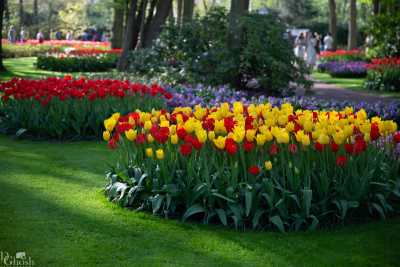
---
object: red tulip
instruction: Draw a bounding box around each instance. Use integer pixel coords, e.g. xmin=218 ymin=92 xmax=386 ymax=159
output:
xmin=180 ymin=143 xmax=192 ymax=156
xmin=248 ymin=165 xmax=260 ymax=176
xmin=269 ymin=143 xmax=279 ymax=155
xmin=243 ymin=141 xmax=254 ymax=152
xmin=336 ymin=155 xmax=347 ymax=167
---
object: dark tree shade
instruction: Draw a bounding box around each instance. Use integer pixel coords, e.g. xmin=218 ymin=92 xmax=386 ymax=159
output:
xmin=142 ymin=0 xmax=172 ymax=48
xmin=183 ymin=0 xmax=194 ymax=23
xmin=117 ymin=0 xmax=138 ymax=71
xmin=111 ymin=0 xmax=124 ymax=49
xmin=328 ymin=0 xmax=337 ymax=50
xmin=0 ymin=0 xmax=5 ymax=71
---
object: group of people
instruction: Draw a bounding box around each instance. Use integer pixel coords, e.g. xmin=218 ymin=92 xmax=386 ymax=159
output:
xmin=294 ymin=31 xmax=333 ymax=68
xmin=7 ymin=26 xmax=26 ymax=43
xmin=7 ymin=25 xmax=98 ymax=44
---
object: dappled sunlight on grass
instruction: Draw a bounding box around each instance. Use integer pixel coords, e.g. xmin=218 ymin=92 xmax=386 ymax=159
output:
xmin=0 ymin=136 xmax=400 ymax=266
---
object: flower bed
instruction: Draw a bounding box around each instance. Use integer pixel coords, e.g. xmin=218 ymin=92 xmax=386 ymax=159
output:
xmin=317 ymin=61 xmax=368 ymax=78
xmin=320 ymin=50 xmax=366 ymax=63
xmin=0 ymin=77 xmax=172 ymax=139
xmin=1 ymin=39 xmax=111 ymax=58
xmin=36 ymin=52 xmax=120 ymax=72
xmin=364 ymin=57 xmax=400 ymax=92
xmin=104 ymin=102 xmax=400 ymax=232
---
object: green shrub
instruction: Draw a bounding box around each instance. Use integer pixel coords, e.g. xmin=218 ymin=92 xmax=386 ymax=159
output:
xmin=36 ymin=54 xmax=119 ymax=72
xmin=367 ymin=13 xmax=400 ymax=58
xmin=364 ymin=67 xmax=400 ymax=92
xmin=128 ymin=7 xmax=311 ymax=96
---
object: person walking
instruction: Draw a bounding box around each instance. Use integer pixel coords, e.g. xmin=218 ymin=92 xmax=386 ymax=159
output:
xmin=306 ymin=32 xmax=317 ymax=69
xmin=8 ymin=26 xmax=17 ymax=43
xmin=323 ymin=32 xmax=334 ymax=51
xmin=66 ymin=31 xmax=73 ymax=41
xmin=20 ymin=28 xmax=26 ymax=43
xmin=295 ymin=32 xmax=306 ymax=60
xmin=36 ymin=31 xmax=44 ymax=44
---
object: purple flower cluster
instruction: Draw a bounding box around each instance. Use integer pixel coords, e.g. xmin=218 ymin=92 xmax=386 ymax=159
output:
xmin=374 ymin=133 xmax=400 ymax=159
xmin=165 ymin=84 xmax=400 ymax=122
xmin=318 ymin=61 xmax=368 ymax=78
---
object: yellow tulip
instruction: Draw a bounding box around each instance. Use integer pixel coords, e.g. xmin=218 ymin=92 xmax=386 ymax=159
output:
xmin=213 ymin=136 xmax=226 ymax=150
xmin=301 ymin=135 xmax=310 ymax=146
xmin=144 ymin=120 xmax=152 ymax=131
xmin=265 ymin=160 xmax=273 ymax=171
xmin=146 ymin=148 xmax=153 ymax=158
xmin=125 ymin=129 xmax=137 ymax=141
xmin=256 ymin=134 xmax=267 ymax=146
xmin=147 ymin=134 xmax=154 ymax=143
xmin=208 ymin=131 xmax=216 ymax=141
xmin=317 ymin=133 xmax=330 ymax=145
xmin=156 ymin=149 xmax=165 ymax=160
xmin=196 ymin=129 xmax=208 ymax=143
xmin=103 ymin=131 xmax=111 ymax=141
xmin=104 ymin=118 xmax=117 ymax=132
xmin=233 ymin=127 xmax=245 ymax=143
xmin=171 ymin=134 xmax=178 ymax=144
xmin=246 ymin=129 xmax=256 ymax=142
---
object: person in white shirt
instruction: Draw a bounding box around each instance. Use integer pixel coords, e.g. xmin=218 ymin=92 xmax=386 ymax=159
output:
xmin=323 ymin=32 xmax=334 ymax=51
xmin=306 ymin=32 xmax=317 ymax=69
xmin=295 ymin=32 xmax=306 ymax=60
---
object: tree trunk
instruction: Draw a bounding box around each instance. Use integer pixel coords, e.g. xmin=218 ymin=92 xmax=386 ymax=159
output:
xmin=33 ymin=0 xmax=38 ymax=34
xmin=117 ymin=0 xmax=138 ymax=71
xmin=229 ymin=0 xmax=249 ymax=49
xmin=143 ymin=0 xmax=158 ymax=37
xmin=177 ymin=0 xmax=183 ymax=26
xmin=0 ymin=0 xmax=5 ymax=71
xmin=182 ymin=0 xmax=194 ymax=23
xmin=328 ymin=0 xmax=337 ymax=50
xmin=136 ymin=0 xmax=149 ymax=49
xmin=19 ymin=0 xmax=24 ymax=30
xmin=111 ymin=0 xmax=124 ymax=49
xmin=372 ymin=0 xmax=380 ymax=15
xmin=142 ymin=0 xmax=172 ymax=48
xmin=348 ymin=0 xmax=357 ymax=50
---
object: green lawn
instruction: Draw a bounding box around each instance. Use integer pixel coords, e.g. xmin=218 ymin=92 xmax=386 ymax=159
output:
xmin=312 ymin=72 xmax=400 ymax=98
xmin=0 ymin=57 xmax=66 ymax=81
xmin=0 ymin=135 xmax=399 ymax=266
xmin=0 ymin=57 xmax=108 ymax=81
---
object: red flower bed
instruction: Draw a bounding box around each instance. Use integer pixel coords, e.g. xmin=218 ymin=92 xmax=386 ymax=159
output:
xmin=367 ymin=57 xmax=400 ymax=70
xmin=320 ymin=49 xmax=363 ymax=58
xmin=0 ymin=76 xmax=172 ymax=105
xmin=68 ymin=48 xmax=122 ymax=56
xmin=0 ymin=77 xmax=172 ymax=139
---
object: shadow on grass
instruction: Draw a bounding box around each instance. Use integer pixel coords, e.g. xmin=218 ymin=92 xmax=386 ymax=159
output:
xmin=0 ymin=135 xmax=400 ymax=266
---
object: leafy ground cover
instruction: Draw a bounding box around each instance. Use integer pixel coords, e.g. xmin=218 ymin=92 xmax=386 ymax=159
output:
xmin=0 ymin=135 xmax=399 ymax=266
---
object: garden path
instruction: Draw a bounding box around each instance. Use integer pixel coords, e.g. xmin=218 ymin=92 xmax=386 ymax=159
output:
xmin=297 ymin=81 xmax=397 ymax=104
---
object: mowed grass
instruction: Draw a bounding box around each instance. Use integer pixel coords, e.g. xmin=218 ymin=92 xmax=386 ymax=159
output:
xmin=0 ymin=135 xmax=399 ymax=266
xmin=0 ymin=57 xmax=65 ymax=81
xmin=0 ymin=57 xmax=109 ymax=81
xmin=312 ymin=72 xmax=400 ymax=98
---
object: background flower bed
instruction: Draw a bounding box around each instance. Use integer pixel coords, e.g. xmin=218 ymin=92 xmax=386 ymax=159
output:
xmin=0 ymin=77 xmax=171 ymax=139
xmin=317 ymin=61 xmax=368 ymax=78
xmin=319 ymin=50 xmax=367 ymax=63
xmin=36 ymin=53 xmax=120 ymax=72
xmin=1 ymin=39 xmax=111 ymax=58
xmin=86 ymin=73 xmax=400 ymax=123
xmin=364 ymin=57 xmax=400 ymax=92
xmin=104 ymin=103 xmax=400 ymax=232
